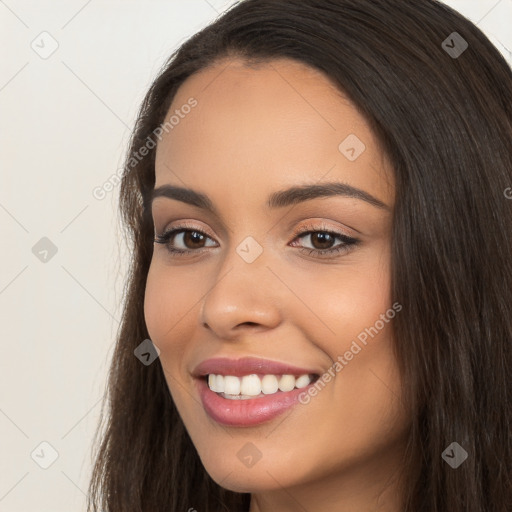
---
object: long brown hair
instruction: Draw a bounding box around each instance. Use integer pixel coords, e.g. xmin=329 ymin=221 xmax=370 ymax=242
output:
xmin=87 ymin=1 xmax=512 ymax=510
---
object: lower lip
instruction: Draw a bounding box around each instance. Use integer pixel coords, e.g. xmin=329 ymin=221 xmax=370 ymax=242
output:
xmin=196 ymin=377 xmax=314 ymax=427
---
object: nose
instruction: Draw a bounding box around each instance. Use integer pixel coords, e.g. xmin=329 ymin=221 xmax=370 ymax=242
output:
xmin=199 ymin=242 xmax=284 ymax=340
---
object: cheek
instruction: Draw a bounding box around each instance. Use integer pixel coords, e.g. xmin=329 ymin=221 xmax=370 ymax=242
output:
xmin=143 ymin=265 xmax=197 ymax=410
xmin=290 ymin=249 xmax=392 ymax=354
xmin=143 ymin=263 xmax=191 ymax=350
xmin=288 ymin=249 xmax=398 ymax=418
xmin=143 ymin=266 xmax=166 ymax=343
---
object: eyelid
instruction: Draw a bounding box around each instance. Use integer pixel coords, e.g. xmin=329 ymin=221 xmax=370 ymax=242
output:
xmin=154 ymin=222 xmax=360 ymax=261
xmin=289 ymin=219 xmax=356 ymax=240
xmin=156 ymin=218 xmax=354 ymax=241
xmin=156 ymin=219 xmax=359 ymax=253
xmin=155 ymin=220 xmax=216 ymax=239
xmin=152 ymin=208 xmax=230 ymax=239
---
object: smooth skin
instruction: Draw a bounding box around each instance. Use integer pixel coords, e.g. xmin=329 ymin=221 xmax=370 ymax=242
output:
xmin=144 ymin=57 xmax=409 ymax=512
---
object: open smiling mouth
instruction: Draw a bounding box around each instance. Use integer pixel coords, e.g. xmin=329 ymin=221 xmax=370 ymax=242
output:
xmin=196 ymin=373 xmax=321 ymax=427
xmin=206 ymin=372 xmax=320 ymax=399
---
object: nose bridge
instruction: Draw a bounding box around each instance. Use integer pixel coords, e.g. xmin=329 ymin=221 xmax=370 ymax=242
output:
xmin=208 ymin=230 xmax=271 ymax=303
xmin=199 ymin=232 xmax=282 ymax=335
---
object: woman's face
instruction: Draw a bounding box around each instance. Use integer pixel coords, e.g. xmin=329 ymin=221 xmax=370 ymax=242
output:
xmin=145 ymin=57 xmax=408 ymax=507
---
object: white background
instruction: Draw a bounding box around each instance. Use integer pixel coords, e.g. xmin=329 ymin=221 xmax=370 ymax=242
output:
xmin=0 ymin=1 xmax=511 ymax=511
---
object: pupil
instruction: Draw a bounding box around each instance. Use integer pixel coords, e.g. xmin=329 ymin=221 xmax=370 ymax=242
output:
xmin=312 ymin=232 xmax=333 ymax=249
xmin=186 ymin=231 xmax=204 ymax=248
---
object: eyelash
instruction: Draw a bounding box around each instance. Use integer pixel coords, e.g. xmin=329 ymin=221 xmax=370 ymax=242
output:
xmin=153 ymin=221 xmax=360 ymax=259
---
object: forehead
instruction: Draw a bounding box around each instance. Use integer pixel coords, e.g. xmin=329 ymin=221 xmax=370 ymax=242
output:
xmin=154 ymin=57 xmax=393 ymax=209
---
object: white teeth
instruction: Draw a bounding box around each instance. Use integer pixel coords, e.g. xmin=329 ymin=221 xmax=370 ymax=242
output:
xmin=208 ymin=374 xmax=217 ymax=392
xmin=261 ymin=374 xmax=279 ymax=394
xmin=223 ymin=375 xmax=241 ymax=395
xmin=240 ymin=374 xmax=261 ymax=396
xmin=206 ymin=372 xmax=315 ymax=397
xmin=222 ymin=393 xmax=258 ymax=400
xmin=215 ymin=374 xmax=224 ymax=393
xmin=295 ymin=374 xmax=311 ymax=388
xmin=278 ymin=374 xmax=296 ymax=392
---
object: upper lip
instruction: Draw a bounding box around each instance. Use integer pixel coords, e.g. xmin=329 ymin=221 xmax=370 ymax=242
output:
xmin=192 ymin=356 xmax=321 ymax=378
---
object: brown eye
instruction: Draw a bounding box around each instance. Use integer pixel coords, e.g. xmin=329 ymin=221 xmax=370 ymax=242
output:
xmin=306 ymin=232 xmax=337 ymax=250
xmin=154 ymin=226 xmax=217 ymax=255
xmin=289 ymin=223 xmax=360 ymax=259
xmin=179 ymin=230 xmax=207 ymax=249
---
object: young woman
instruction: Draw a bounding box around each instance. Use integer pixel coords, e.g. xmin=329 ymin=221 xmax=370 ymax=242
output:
xmin=87 ymin=1 xmax=512 ymax=511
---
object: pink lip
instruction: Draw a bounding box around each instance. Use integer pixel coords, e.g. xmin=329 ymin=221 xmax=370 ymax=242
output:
xmin=192 ymin=356 xmax=320 ymax=427
xmin=192 ymin=356 xmax=319 ymax=378
xmin=195 ymin=377 xmax=317 ymax=427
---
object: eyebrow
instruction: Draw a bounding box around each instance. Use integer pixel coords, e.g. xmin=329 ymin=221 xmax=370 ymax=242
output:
xmin=149 ymin=181 xmax=390 ymax=215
